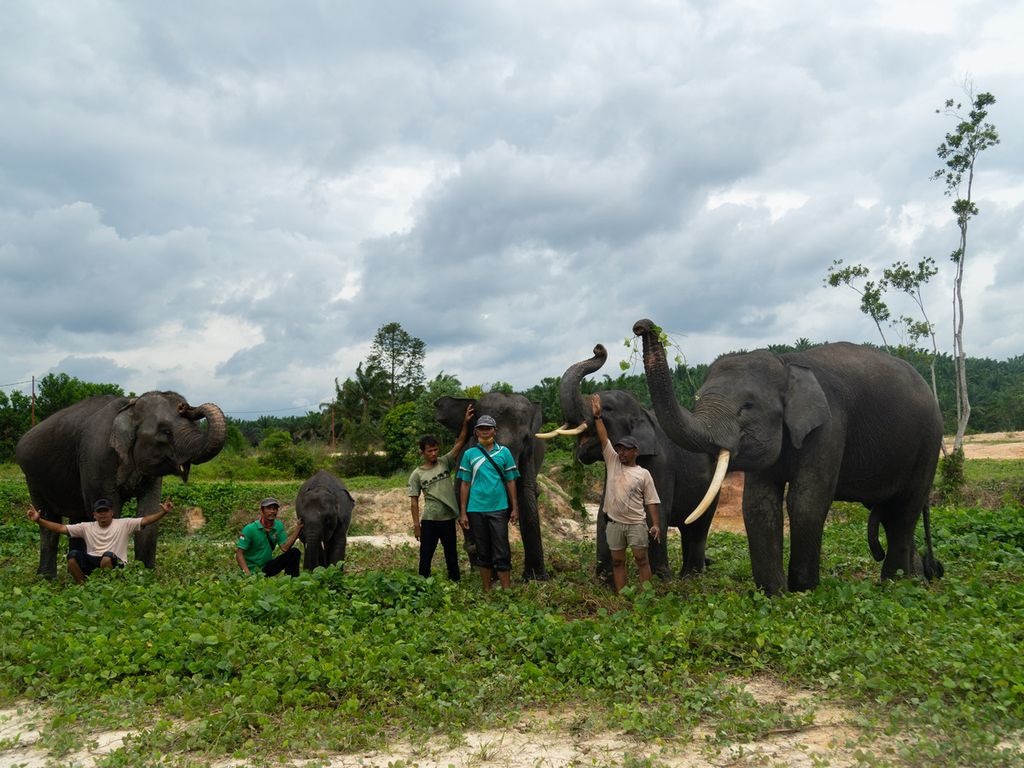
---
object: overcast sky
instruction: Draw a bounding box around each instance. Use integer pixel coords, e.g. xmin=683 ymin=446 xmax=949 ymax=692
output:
xmin=2 ymin=1 xmax=1022 ymax=418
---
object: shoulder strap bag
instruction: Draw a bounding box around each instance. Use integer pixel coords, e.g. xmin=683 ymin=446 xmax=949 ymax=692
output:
xmin=474 ymin=445 xmax=513 ymax=510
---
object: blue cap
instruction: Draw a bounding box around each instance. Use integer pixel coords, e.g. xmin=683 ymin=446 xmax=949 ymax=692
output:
xmin=93 ymin=499 xmax=113 ymax=512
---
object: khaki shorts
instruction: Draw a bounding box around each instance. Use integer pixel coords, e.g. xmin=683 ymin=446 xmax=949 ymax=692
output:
xmin=606 ymin=519 xmax=649 ymax=550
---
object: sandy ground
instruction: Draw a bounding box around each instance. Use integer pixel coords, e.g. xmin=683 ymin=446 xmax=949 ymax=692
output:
xmin=0 ymin=677 xmax=881 ymax=768
xmin=2 ymin=434 xmax=1020 ymax=767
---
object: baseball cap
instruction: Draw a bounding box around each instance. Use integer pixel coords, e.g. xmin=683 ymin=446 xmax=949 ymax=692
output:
xmin=475 ymin=415 xmax=497 ymax=428
xmin=92 ymin=499 xmax=113 ymax=512
xmin=613 ymin=436 xmax=640 ymax=450
xmin=259 ymin=497 xmax=280 ymax=509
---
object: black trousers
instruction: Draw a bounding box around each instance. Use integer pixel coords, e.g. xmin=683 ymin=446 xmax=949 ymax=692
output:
xmin=468 ymin=510 xmax=511 ymax=572
xmin=262 ymin=547 xmax=301 ymax=577
xmin=419 ymin=519 xmax=460 ymax=580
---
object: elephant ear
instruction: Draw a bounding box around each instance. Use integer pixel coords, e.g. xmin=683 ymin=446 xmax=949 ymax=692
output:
xmin=110 ymin=399 xmax=138 ymax=486
xmin=783 ymin=364 xmax=830 ymax=449
xmin=631 ymin=410 xmax=660 ymax=457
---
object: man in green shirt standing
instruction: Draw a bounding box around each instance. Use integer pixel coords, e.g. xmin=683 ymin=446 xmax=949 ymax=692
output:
xmin=235 ymin=497 xmax=303 ymax=576
xmin=408 ymin=404 xmax=474 ymax=580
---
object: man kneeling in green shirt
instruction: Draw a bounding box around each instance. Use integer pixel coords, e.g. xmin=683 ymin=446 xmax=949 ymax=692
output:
xmin=235 ymin=497 xmax=303 ymax=576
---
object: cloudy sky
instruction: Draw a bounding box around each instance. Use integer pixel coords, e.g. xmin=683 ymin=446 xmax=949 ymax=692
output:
xmin=2 ymin=1 xmax=1022 ymax=418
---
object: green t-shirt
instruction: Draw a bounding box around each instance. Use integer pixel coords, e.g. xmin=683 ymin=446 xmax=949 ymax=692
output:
xmin=456 ymin=444 xmax=520 ymax=513
xmin=236 ymin=519 xmax=287 ymax=570
xmin=407 ymin=452 xmax=459 ymax=521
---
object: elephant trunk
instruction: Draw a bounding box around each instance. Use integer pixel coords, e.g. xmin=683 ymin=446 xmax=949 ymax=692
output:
xmin=302 ymin=519 xmax=323 ymax=571
xmin=633 ymin=319 xmax=730 ymax=524
xmin=558 ymin=344 xmax=607 ymax=427
xmin=178 ymin=402 xmax=227 ymax=465
xmin=537 ymin=345 xmax=608 ymax=440
xmin=633 ymin=319 xmax=717 ymax=454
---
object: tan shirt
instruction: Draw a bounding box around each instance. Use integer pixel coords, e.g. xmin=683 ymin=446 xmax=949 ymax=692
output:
xmin=65 ymin=517 xmax=143 ymax=560
xmin=601 ymin=440 xmax=661 ymax=525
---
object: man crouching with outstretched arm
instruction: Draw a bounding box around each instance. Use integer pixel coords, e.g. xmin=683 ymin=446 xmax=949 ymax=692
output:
xmin=27 ymin=498 xmax=174 ymax=583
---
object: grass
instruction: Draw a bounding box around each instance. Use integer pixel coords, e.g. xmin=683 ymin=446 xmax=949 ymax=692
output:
xmin=0 ymin=467 xmax=1022 ymax=766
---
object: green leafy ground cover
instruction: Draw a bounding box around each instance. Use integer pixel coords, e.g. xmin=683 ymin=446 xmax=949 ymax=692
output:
xmin=0 ymin=466 xmax=1022 ymax=766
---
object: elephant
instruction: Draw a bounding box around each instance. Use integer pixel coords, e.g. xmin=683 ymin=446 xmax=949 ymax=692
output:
xmin=634 ymin=318 xmax=943 ymax=596
xmin=435 ymin=393 xmax=548 ymax=581
xmin=295 ymin=469 xmax=354 ymax=571
xmin=16 ymin=391 xmax=226 ymax=578
xmin=538 ymin=344 xmax=718 ymax=582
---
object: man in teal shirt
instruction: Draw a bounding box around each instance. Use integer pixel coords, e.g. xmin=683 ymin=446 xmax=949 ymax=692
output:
xmin=235 ymin=497 xmax=303 ymax=576
xmin=457 ymin=415 xmax=520 ymax=590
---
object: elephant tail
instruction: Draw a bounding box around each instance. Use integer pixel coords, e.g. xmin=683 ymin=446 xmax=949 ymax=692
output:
xmin=867 ymin=507 xmax=885 ymax=562
xmin=920 ymin=503 xmax=945 ymax=581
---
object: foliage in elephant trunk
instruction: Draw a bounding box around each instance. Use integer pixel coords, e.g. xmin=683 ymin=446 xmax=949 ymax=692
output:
xmin=633 ymin=319 xmax=718 ymax=454
xmin=177 ymin=402 xmax=227 ymax=466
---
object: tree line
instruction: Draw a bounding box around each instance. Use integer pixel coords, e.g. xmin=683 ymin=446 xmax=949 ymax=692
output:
xmin=4 ymin=329 xmax=1021 ymax=469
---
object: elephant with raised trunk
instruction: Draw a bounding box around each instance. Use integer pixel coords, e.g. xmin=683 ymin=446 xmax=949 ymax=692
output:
xmin=539 ymin=344 xmax=718 ymax=582
xmin=634 ymin=319 xmax=943 ymax=596
xmin=16 ymin=391 xmax=226 ymax=578
xmin=435 ymin=393 xmax=548 ymax=581
xmin=295 ymin=470 xmax=354 ymax=571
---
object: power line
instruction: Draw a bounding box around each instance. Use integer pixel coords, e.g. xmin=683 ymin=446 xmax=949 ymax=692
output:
xmin=0 ymin=379 xmax=33 ymax=389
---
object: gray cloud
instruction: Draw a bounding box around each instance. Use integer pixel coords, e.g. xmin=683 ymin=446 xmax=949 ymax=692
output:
xmin=1 ymin=1 xmax=1021 ymax=417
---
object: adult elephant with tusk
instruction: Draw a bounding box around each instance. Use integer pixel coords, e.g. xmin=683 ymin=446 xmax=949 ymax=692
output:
xmin=539 ymin=344 xmax=718 ymax=582
xmin=16 ymin=391 xmax=226 ymax=578
xmin=435 ymin=393 xmax=548 ymax=581
xmin=633 ymin=319 xmax=943 ymax=595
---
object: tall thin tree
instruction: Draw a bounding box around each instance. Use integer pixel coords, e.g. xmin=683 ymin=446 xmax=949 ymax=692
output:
xmin=933 ymin=87 xmax=999 ymax=452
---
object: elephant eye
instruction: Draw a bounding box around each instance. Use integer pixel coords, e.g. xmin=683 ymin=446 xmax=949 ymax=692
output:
xmin=739 ymin=402 xmax=754 ymax=414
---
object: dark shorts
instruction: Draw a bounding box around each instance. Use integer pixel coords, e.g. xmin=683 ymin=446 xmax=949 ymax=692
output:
xmin=467 ymin=510 xmax=511 ymax=572
xmin=68 ymin=549 xmax=125 ymax=576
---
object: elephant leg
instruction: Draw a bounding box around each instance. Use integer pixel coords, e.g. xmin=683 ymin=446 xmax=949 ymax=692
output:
xmin=595 ymin=508 xmax=614 ymax=585
xmin=784 ymin=478 xmax=835 ymax=592
xmin=743 ymin=475 xmax=786 ymax=595
xmin=877 ymin=503 xmax=920 ymax=580
xmin=679 ymin=510 xmax=714 ymax=577
xmin=327 ymin=522 xmax=349 ymax=567
xmin=134 ymin=480 xmax=162 ymax=568
xmin=517 ymin=477 xmax=548 ymax=581
xmin=646 ymin=484 xmax=672 ymax=580
xmin=134 ymin=524 xmax=158 ymax=569
xmin=37 ymin=526 xmax=60 ymax=579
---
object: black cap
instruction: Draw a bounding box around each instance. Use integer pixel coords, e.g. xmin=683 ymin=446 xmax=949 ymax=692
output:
xmin=93 ymin=499 xmax=113 ymax=512
xmin=260 ymin=497 xmax=280 ymax=509
xmin=613 ymin=436 xmax=640 ymax=450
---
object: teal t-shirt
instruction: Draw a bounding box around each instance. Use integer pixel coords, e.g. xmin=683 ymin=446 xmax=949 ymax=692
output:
xmin=236 ymin=519 xmax=287 ymax=570
xmin=407 ymin=452 xmax=460 ymax=521
xmin=457 ymin=444 xmax=520 ymax=513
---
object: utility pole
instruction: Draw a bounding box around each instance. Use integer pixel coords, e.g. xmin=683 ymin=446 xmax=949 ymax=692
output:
xmin=31 ymin=375 xmax=36 ymax=426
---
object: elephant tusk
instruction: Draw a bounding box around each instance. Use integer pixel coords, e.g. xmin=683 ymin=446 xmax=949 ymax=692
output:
xmin=685 ymin=449 xmax=730 ymax=525
xmin=555 ymin=422 xmax=589 ymax=436
xmin=535 ymin=423 xmax=569 ymax=439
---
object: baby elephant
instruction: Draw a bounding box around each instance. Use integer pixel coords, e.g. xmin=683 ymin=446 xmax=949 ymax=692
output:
xmin=295 ymin=470 xmax=354 ymax=571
